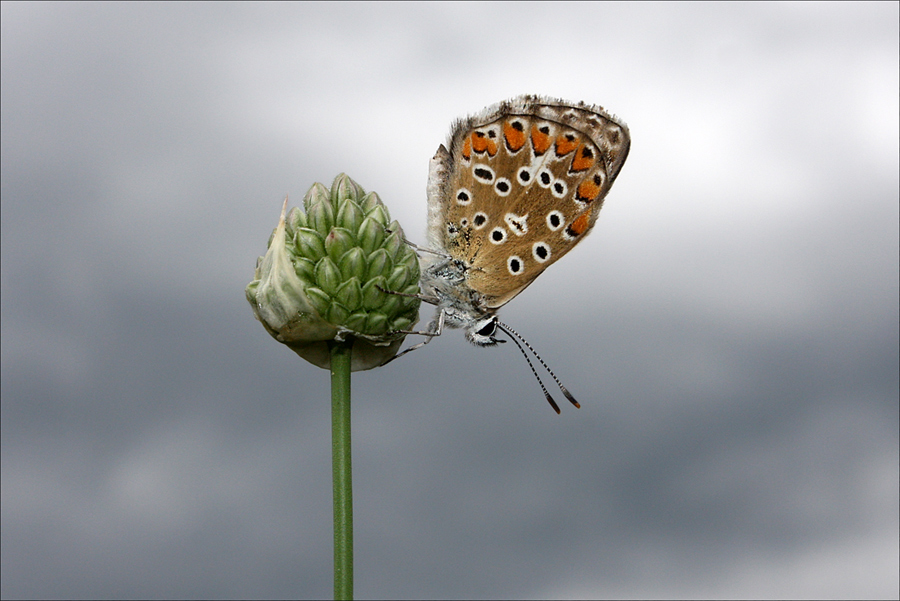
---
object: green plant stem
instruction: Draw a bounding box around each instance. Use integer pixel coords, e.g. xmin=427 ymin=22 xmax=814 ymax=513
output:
xmin=330 ymin=339 xmax=353 ymax=601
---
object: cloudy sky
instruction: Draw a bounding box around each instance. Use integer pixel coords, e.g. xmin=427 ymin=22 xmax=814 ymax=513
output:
xmin=2 ymin=3 xmax=897 ymax=599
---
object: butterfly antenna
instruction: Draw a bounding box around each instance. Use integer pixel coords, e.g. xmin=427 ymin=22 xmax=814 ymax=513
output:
xmin=496 ymin=320 xmax=580 ymax=410
xmin=499 ymin=328 xmax=561 ymax=414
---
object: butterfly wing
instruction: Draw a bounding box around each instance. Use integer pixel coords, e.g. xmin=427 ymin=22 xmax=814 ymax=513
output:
xmin=426 ymin=95 xmax=630 ymax=309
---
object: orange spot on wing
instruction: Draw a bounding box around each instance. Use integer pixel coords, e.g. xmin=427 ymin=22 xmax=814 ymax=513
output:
xmin=472 ymin=131 xmax=497 ymax=156
xmin=576 ymin=178 xmax=601 ymax=202
xmin=569 ymin=212 xmax=590 ymax=236
xmin=570 ymin=144 xmax=594 ymax=172
xmin=531 ymin=125 xmax=552 ymax=155
xmin=555 ymin=134 xmax=578 ymax=156
xmin=504 ymin=121 xmax=526 ymax=151
xmin=462 ymin=137 xmax=472 ymax=160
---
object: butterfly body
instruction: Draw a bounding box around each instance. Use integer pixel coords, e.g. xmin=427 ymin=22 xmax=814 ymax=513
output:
xmin=418 ymin=95 xmax=630 ymax=347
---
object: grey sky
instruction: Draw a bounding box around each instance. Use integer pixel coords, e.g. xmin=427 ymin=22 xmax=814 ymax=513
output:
xmin=2 ymin=2 xmax=898 ymax=599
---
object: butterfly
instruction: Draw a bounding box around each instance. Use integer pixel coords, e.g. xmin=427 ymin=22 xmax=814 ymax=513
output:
xmin=391 ymin=95 xmax=630 ymax=412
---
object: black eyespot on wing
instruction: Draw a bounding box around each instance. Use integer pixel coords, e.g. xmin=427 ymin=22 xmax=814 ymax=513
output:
xmin=551 ymin=180 xmax=567 ymax=198
xmin=548 ymin=213 xmax=561 ymax=228
xmin=507 ymin=255 xmax=524 ymax=274
xmin=474 ymin=167 xmax=494 ymax=182
xmin=517 ymin=167 xmax=531 ymax=184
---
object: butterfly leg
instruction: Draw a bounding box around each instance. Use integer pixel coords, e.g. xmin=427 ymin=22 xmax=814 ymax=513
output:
xmin=382 ymin=230 xmax=450 ymax=259
xmin=381 ymin=308 xmax=446 ymax=364
xmin=375 ymin=284 xmax=440 ymax=305
xmin=402 ymin=238 xmax=450 ymax=258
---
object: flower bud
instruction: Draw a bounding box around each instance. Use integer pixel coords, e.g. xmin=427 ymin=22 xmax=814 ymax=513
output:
xmin=295 ymin=228 xmax=326 ymax=261
xmin=365 ymin=248 xmax=393 ymax=281
xmin=338 ymin=247 xmax=367 ymax=281
xmin=246 ymin=174 xmax=421 ymax=371
xmin=336 ymin=198 xmax=364 ymax=234
xmin=307 ymin=193 xmax=334 ymax=234
xmin=357 ymin=217 xmax=386 ymax=255
xmin=324 ymin=227 xmax=355 ymax=264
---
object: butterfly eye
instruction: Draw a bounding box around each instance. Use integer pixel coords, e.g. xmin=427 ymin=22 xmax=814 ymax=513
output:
xmin=466 ymin=316 xmax=502 ymax=347
xmin=477 ymin=320 xmax=496 ymax=337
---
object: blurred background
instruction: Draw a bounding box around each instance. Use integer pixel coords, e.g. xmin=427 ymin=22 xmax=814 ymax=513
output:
xmin=2 ymin=3 xmax=897 ymax=599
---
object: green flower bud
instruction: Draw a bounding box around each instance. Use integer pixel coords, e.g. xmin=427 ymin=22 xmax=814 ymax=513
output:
xmin=365 ymin=248 xmax=393 ymax=281
xmin=357 ymin=217 xmax=386 ymax=255
xmin=334 ymin=278 xmax=363 ymax=312
xmin=303 ymin=182 xmax=330 ymax=207
xmin=324 ymin=227 xmax=355 ymax=264
xmin=336 ymin=198 xmax=364 ymax=235
xmin=328 ymin=301 xmax=350 ymax=325
xmin=332 ymin=173 xmax=364 ymax=205
xmin=360 ymin=191 xmax=382 ymax=213
xmin=386 ymin=265 xmax=411 ymax=291
xmin=287 ymin=206 xmax=307 ymax=231
xmin=380 ymin=293 xmax=401 ymax=317
xmin=400 ymin=283 xmax=421 ymax=310
xmin=292 ymin=256 xmax=316 ymax=283
xmin=308 ymin=198 xmax=334 ymax=235
xmin=338 ymin=247 xmax=367 ymax=281
xmin=391 ymin=316 xmax=414 ymax=332
xmin=344 ymin=312 xmax=368 ymax=333
xmin=361 ymin=277 xmax=387 ymax=311
xmin=365 ymin=312 xmax=389 ymax=335
xmin=246 ymin=174 xmax=421 ymax=371
xmin=364 ymin=203 xmax=390 ymax=228
xmin=383 ymin=226 xmax=405 ymax=261
xmin=314 ymin=257 xmax=342 ymax=295
xmin=305 ymin=286 xmax=332 ymax=316
xmin=395 ymin=247 xmax=420 ymax=274
xmin=295 ymin=228 xmax=326 ymax=261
